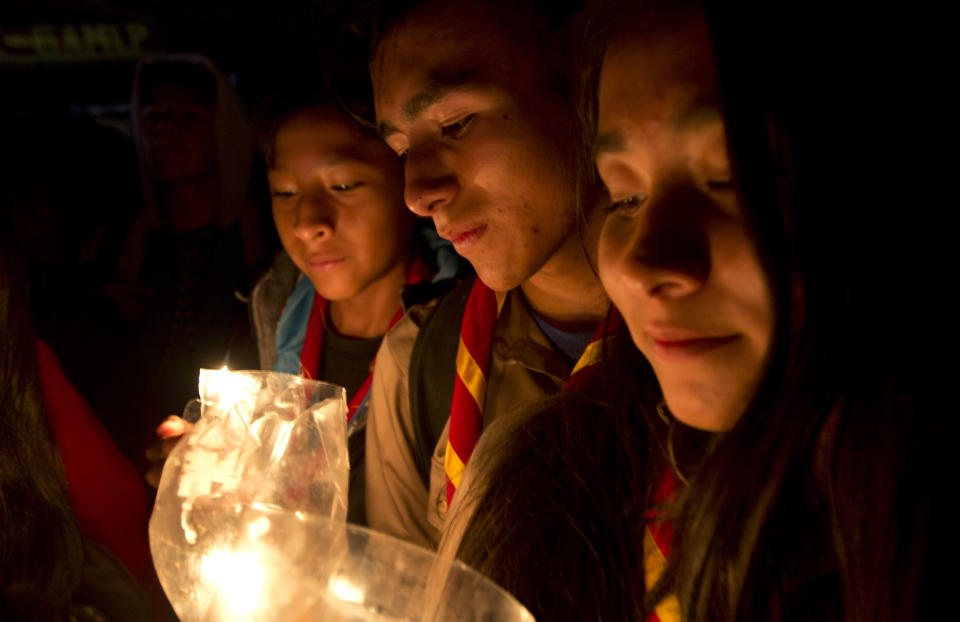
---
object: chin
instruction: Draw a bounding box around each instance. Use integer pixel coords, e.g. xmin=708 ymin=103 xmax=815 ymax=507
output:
xmin=473 ymin=261 xmax=528 ymax=293
xmin=663 ymin=389 xmax=740 ymax=432
xmin=307 ymin=278 xmax=356 ymax=302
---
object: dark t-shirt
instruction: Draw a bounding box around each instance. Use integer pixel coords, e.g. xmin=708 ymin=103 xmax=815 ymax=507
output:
xmin=317 ymin=324 xmax=382 ymax=527
xmin=317 ymin=326 xmax=383 ymax=398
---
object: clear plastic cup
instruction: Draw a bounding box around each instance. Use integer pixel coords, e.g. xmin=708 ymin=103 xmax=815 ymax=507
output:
xmin=150 ymin=369 xmax=349 ymax=621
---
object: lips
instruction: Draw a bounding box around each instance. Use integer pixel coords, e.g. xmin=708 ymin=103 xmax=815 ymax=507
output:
xmin=307 ymin=254 xmax=345 ymax=270
xmin=645 ymin=326 xmax=738 ymax=361
xmin=438 ymin=224 xmax=487 ymax=253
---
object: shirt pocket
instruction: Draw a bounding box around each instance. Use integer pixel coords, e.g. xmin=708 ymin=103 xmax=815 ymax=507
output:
xmin=426 ymin=420 xmax=451 ymax=534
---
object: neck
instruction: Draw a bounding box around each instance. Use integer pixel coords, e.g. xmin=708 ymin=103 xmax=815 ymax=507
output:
xmin=520 ymin=196 xmax=609 ymax=330
xmin=328 ymin=259 xmax=409 ymax=339
xmin=160 ymin=174 xmax=220 ymax=232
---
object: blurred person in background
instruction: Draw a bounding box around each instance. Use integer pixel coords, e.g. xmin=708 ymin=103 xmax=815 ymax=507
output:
xmin=116 ymin=55 xmax=266 ymax=462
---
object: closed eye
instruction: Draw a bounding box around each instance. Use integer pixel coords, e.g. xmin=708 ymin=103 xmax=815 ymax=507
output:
xmin=271 ymin=189 xmax=297 ymax=199
xmin=441 ymin=114 xmax=476 ymax=139
xmin=607 ymin=195 xmax=646 ymax=217
xmin=331 ymin=182 xmax=364 ymax=192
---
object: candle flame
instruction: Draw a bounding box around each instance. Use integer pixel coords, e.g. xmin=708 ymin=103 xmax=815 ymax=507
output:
xmin=201 ymin=550 xmax=263 ymax=615
xmin=205 ymin=367 xmax=259 ymax=416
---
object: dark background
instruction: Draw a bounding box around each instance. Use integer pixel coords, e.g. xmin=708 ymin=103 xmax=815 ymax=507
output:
xmin=2 ymin=0 xmax=334 ymax=127
xmin=1 ymin=0 xmax=340 ymax=464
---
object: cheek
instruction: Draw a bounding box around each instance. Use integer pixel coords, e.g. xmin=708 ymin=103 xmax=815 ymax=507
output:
xmin=597 ymin=220 xmax=630 ymax=307
xmin=474 ymin=116 xmax=575 ymax=203
xmin=711 ymin=224 xmax=776 ymax=399
xmin=721 ymin=227 xmax=774 ymax=340
xmin=272 ymin=209 xmax=302 ymax=254
xmin=351 ymin=201 xmax=410 ymax=264
xmin=271 ymin=207 xmax=290 ymax=236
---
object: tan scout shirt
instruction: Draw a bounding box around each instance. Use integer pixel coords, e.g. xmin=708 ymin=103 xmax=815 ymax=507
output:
xmin=365 ymin=289 xmax=575 ymax=549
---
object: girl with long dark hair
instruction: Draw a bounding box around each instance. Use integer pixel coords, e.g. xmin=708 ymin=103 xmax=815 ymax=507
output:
xmin=444 ymin=2 xmax=938 ymax=621
xmin=2 ymin=189 xmax=152 ymax=619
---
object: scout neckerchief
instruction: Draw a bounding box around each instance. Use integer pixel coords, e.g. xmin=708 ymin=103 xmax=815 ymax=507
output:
xmin=644 ymin=468 xmax=681 ymax=622
xmin=443 ymin=278 xmax=618 ymax=505
xmin=299 ymin=257 xmax=433 ymax=425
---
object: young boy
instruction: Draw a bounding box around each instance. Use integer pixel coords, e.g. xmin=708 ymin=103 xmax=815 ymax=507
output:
xmin=358 ymin=0 xmax=612 ymax=548
xmin=147 ymin=94 xmax=460 ymax=525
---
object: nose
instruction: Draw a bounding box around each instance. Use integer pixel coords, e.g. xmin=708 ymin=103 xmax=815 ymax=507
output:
xmin=403 ymin=138 xmax=459 ymax=216
xmin=293 ymin=195 xmax=335 ymax=242
xmin=617 ymin=183 xmax=711 ymax=299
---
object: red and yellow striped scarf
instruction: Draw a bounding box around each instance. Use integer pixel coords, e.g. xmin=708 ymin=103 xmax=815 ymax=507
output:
xmin=443 ymin=278 xmax=615 ymax=504
xmin=299 ymin=257 xmax=433 ymax=423
xmin=645 ymin=469 xmax=681 ymax=622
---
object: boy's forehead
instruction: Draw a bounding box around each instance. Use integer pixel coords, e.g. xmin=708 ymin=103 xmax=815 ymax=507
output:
xmin=271 ymin=108 xmax=397 ymax=172
xmin=372 ymin=3 xmax=536 ymax=117
xmin=275 ymin=110 xmax=369 ymax=154
xmin=380 ymin=19 xmax=494 ymax=71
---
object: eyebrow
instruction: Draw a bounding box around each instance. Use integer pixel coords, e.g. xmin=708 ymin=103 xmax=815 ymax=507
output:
xmin=594 ymin=131 xmax=625 ymax=157
xmin=378 ymin=120 xmax=401 ymax=140
xmin=270 ymin=150 xmax=378 ymax=173
xmin=675 ymin=103 xmax=722 ymax=132
xmin=592 ymin=103 xmax=722 ymax=157
xmin=377 ymin=69 xmax=485 ymax=139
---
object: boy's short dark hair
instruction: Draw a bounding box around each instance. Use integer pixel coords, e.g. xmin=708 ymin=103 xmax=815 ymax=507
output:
xmin=251 ymin=90 xmax=378 ymax=170
xmin=252 ymin=92 xmax=385 ymax=168
xmin=251 ymin=92 xmax=337 ymax=167
xmin=330 ymin=0 xmax=584 ymax=126
xmin=342 ymin=0 xmax=582 ymax=55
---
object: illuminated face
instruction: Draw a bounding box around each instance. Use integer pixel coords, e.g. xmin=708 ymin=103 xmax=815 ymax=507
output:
xmin=371 ymin=0 xmax=580 ymax=292
xmin=141 ymin=84 xmax=217 ymax=181
xmin=595 ymin=9 xmax=774 ymax=431
xmin=268 ymin=107 xmax=413 ymax=302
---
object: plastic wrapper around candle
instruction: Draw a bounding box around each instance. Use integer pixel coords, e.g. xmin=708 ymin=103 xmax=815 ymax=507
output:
xmin=149 ymin=369 xmax=349 ymax=622
xmin=197 ymin=508 xmax=535 ymax=622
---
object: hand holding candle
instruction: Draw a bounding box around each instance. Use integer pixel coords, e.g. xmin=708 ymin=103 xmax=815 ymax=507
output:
xmin=149 ymin=369 xmax=349 ymax=621
xmin=145 ymin=402 xmax=199 ymax=488
xmin=148 ymin=369 xmax=533 ymax=621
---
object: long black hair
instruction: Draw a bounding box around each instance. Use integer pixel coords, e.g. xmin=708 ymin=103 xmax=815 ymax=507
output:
xmin=1 ymin=176 xmax=152 ymax=621
xmin=455 ymin=334 xmax=666 ymax=621
xmin=457 ymin=2 xmax=938 ymax=621
xmin=0 ymin=185 xmax=85 ymax=619
xmin=666 ymin=3 xmax=935 ymax=620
